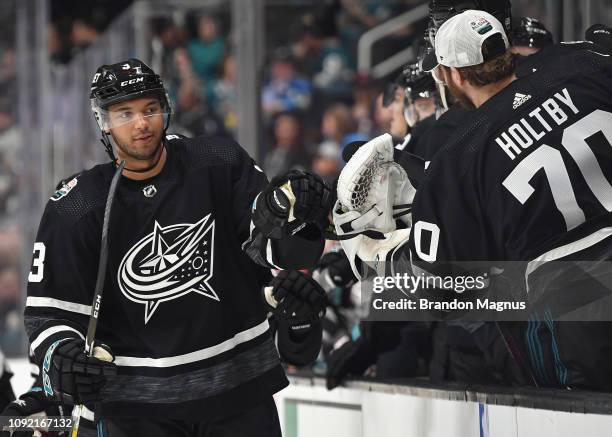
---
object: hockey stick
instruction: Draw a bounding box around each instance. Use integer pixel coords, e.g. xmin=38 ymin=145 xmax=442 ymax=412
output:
xmin=70 ymin=160 xmax=125 ymax=437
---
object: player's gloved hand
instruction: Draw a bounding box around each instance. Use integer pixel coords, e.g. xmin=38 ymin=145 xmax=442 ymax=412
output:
xmin=314 ymin=251 xmax=356 ymax=288
xmin=0 ymin=387 xmax=61 ymax=437
xmin=42 ymin=338 xmax=117 ymax=405
xmin=325 ymin=336 xmax=376 ymax=390
xmin=263 ymin=270 xmax=327 ymax=366
xmin=253 ymin=170 xmax=332 ymax=239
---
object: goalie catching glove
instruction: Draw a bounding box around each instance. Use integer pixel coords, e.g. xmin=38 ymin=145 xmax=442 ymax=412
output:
xmin=41 ymin=338 xmax=116 ymax=405
xmin=252 ymin=170 xmax=333 ymax=239
xmin=332 ymin=133 xmax=422 ymax=279
xmin=263 ymin=270 xmax=327 ymax=366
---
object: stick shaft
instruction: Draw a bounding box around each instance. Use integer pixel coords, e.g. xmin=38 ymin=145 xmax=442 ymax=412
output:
xmin=71 ymin=161 xmax=124 ymax=436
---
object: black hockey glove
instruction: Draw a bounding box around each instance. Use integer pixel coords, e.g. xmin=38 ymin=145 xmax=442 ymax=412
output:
xmin=586 ymin=24 xmax=612 ymax=53
xmin=252 ymin=170 xmax=332 ymax=239
xmin=315 ymin=251 xmax=356 ymax=288
xmin=0 ymin=386 xmax=66 ymax=437
xmin=41 ymin=338 xmax=117 ymax=405
xmin=264 ymin=270 xmax=327 ymax=366
xmin=325 ymin=337 xmax=376 ymax=390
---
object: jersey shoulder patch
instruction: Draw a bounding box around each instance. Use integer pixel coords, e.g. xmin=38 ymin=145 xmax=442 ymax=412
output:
xmin=46 ymin=164 xmax=110 ymax=224
xmin=165 ymin=133 xmax=187 ymax=142
xmin=50 ymin=177 xmax=78 ymax=201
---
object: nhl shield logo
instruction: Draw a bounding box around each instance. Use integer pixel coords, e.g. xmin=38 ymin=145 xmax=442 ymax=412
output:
xmin=118 ymin=214 xmax=218 ymax=324
xmin=143 ymin=184 xmax=157 ymax=197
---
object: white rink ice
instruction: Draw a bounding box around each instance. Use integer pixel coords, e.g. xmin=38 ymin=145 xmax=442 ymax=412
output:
xmin=7 ymin=358 xmax=34 ymax=396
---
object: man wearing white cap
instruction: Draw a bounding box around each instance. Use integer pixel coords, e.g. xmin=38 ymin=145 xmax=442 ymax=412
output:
xmin=407 ymin=9 xmax=612 ymax=390
xmin=421 ymin=9 xmax=515 ymax=109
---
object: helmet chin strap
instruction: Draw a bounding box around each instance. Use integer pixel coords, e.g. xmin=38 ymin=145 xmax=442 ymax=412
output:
xmin=102 ymin=130 xmax=166 ymax=174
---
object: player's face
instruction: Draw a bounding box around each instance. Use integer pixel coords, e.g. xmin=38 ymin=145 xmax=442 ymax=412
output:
xmin=439 ymin=66 xmax=476 ymax=110
xmin=107 ymin=96 xmax=165 ymax=163
xmin=406 ymin=97 xmax=436 ymax=127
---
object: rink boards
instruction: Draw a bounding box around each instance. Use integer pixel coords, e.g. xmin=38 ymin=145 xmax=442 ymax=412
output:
xmin=276 ymin=375 xmax=612 ymax=437
xmin=9 ymin=358 xmax=612 ymax=436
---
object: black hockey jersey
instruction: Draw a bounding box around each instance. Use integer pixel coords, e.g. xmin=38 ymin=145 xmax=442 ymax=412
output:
xmin=407 ymin=44 xmax=612 ymax=389
xmin=24 ymin=135 xmax=323 ymax=420
xmin=410 ymin=43 xmax=612 ymax=286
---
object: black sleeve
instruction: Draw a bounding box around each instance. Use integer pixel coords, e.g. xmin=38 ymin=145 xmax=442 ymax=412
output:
xmin=232 ymin=145 xmax=324 ymax=270
xmin=409 ymin=154 xmax=491 ymax=279
xmin=24 ymin=204 xmax=99 ymax=366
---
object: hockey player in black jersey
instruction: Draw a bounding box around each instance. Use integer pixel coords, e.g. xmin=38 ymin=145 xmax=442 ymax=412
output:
xmin=413 ymin=10 xmax=612 ymax=390
xmin=24 ymin=59 xmax=330 ymax=436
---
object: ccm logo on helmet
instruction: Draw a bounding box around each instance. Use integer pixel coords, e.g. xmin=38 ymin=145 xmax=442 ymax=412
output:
xmin=121 ymin=77 xmax=144 ymax=87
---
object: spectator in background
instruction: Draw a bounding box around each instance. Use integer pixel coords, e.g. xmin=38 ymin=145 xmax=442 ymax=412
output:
xmin=210 ymin=54 xmax=238 ymax=136
xmin=172 ymin=47 xmax=226 ymax=138
xmin=291 ymin=17 xmax=354 ymax=103
xmin=351 ymin=74 xmax=381 ymax=137
xmin=262 ymin=50 xmax=312 ymax=119
xmin=312 ymin=140 xmax=341 ymax=184
xmin=320 ymin=103 xmax=356 ymax=157
xmin=48 ymin=23 xmax=72 ymax=64
xmin=150 ymin=17 xmax=187 ymax=101
xmin=70 ymin=17 xmax=100 ymax=51
xmin=313 ymin=51 xmax=355 ymax=102
xmin=264 ymin=112 xmax=310 ymax=178
xmin=187 ymin=14 xmax=225 ymax=92
xmin=373 ymin=92 xmax=394 ymax=135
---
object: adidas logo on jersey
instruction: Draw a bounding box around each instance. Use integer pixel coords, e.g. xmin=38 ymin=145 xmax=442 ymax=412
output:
xmin=513 ymin=92 xmax=532 ymax=109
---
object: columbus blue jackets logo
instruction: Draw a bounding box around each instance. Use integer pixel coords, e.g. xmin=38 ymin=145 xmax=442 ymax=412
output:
xmin=118 ymin=214 xmax=218 ymax=324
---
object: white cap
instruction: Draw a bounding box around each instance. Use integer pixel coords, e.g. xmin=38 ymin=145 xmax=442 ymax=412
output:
xmin=422 ymin=10 xmax=510 ymax=72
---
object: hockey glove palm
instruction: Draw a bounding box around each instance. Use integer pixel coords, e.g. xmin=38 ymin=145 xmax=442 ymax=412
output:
xmin=42 ymin=338 xmax=117 ymax=405
xmin=314 ymin=250 xmax=356 ymax=289
xmin=253 ymin=170 xmax=333 ymax=239
xmin=264 ymin=270 xmax=327 ymax=366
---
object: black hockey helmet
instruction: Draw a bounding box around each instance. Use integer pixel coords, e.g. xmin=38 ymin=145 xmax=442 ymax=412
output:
xmin=90 ymin=59 xmax=168 ymax=108
xmin=90 ymin=58 xmax=171 ymax=162
xmin=511 ymin=17 xmax=553 ymax=48
xmin=382 ymin=61 xmax=436 ymax=105
xmin=402 ymin=62 xmax=436 ymax=100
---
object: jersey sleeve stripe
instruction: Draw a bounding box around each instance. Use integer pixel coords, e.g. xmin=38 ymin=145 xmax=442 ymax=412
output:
xmin=265 ymin=240 xmax=282 ymax=270
xmin=29 ymin=325 xmax=84 ymax=355
xmin=527 ymin=226 xmax=612 ymax=279
xmin=26 ymin=297 xmax=92 ymax=316
xmin=240 ymin=220 xmax=257 ymax=249
xmin=113 ymin=319 xmax=269 ymax=368
xmin=81 ymin=406 xmax=95 ymax=421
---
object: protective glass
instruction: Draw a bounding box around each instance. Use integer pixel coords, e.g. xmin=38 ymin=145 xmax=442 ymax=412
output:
xmin=92 ymin=99 xmax=169 ymax=130
xmin=103 ymin=108 xmax=168 ymax=130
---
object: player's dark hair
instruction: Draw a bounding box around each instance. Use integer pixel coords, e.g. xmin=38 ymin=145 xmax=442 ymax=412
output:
xmin=457 ymin=36 xmax=516 ymax=87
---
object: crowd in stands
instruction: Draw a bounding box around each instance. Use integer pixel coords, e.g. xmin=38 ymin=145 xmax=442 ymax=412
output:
xmin=145 ymin=1 xmax=425 ymax=180
xmin=0 ymin=10 xmax=22 ymax=357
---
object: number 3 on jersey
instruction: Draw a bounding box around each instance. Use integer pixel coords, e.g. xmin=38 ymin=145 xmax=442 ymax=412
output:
xmin=503 ymin=110 xmax=612 ymax=231
xmin=28 ymin=242 xmax=46 ymax=283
